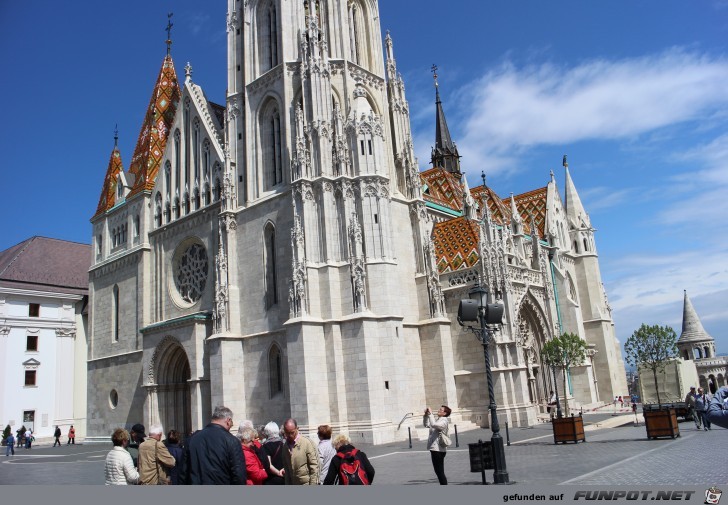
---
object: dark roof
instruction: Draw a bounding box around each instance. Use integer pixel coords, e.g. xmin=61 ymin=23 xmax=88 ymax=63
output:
xmin=210 ymin=102 xmax=226 ymax=128
xmin=0 ymin=237 xmax=91 ymax=296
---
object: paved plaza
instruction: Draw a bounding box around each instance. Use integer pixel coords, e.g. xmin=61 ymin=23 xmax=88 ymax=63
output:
xmin=1 ymin=411 xmax=724 ymax=486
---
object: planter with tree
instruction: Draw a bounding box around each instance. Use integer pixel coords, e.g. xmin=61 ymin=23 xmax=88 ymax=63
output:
xmin=541 ymin=332 xmax=588 ymax=444
xmin=624 ymin=323 xmax=680 ymax=440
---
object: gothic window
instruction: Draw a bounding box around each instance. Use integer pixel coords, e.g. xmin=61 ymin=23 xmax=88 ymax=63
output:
xmin=204 ymin=183 xmax=211 ymax=206
xmin=172 ymin=240 xmax=209 ymax=305
xmin=194 ymin=188 xmax=201 ymax=210
xmin=97 ymin=234 xmax=103 ymax=257
xmin=165 ymin=202 xmax=172 ymax=223
xmin=203 ymin=139 xmax=211 ymax=188
xmin=684 ymin=350 xmax=690 ymax=361
xmin=694 ymin=348 xmax=702 ymax=360
xmin=264 ymin=223 xmax=278 ymax=308
xmin=184 ymin=100 xmax=191 ymax=186
xmin=174 ymin=130 xmax=181 ymax=196
xmin=117 ymin=178 xmax=123 ymax=199
xmin=704 ymin=346 xmax=711 ymax=358
xmin=214 ymin=178 xmax=222 ymax=202
xmin=348 ymin=0 xmax=370 ymax=70
xmin=174 ymin=197 xmax=180 ymax=219
xmin=260 ymin=101 xmax=283 ymax=190
xmin=165 ymin=161 xmax=172 ymax=196
xmin=134 ymin=215 xmax=140 ymax=238
xmin=583 ymin=238 xmax=589 ymax=252
xmin=268 ymin=344 xmax=283 ymax=397
xmin=112 ymin=285 xmax=120 ymax=342
xmin=155 ymin=194 xmax=163 ymax=227
xmin=573 ymin=240 xmax=578 ymax=253
xmin=193 ymin=119 xmax=201 ymax=183
xmin=184 ymin=192 xmax=190 ymax=215
xmin=258 ymin=2 xmax=279 ymax=74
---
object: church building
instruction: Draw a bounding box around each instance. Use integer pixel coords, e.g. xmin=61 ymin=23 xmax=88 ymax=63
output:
xmin=87 ymin=0 xmax=627 ymax=443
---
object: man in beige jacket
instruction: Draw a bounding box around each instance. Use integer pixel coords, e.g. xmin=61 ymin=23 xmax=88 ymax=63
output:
xmin=138 ymin=423 xmax=176 ymax=485
xmin=282 ymin=418 xmax=319 ymax=485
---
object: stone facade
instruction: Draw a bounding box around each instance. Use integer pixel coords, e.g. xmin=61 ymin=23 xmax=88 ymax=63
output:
xmin=87 ymin=0 xmax=628 ymax=444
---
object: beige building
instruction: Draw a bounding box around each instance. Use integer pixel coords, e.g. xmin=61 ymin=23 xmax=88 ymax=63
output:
xmin=86 ymin=0 xmax=627 ymax=444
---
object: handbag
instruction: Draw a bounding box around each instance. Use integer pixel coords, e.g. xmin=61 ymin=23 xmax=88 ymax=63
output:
xmin=438 ymin=424 xmax=452 ymax=447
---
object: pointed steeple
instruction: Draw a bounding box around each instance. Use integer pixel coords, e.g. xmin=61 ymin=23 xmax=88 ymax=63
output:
xmin=564 ymin=158 xmax=590 ymax=228
xmin=93 ymin=128 xmax=125 ymax=218
xmin=678 ymin=291 xmax=715 ymax=344
xmin=462 ymin=173 xmax=477 ymax=220
xmin=430 ymin=65 xmax=461 ymax=175
xmin=127 ymin=48 xmax=181 ymax=198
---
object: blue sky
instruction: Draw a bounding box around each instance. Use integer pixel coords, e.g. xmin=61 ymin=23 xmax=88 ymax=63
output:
xmin=1 ymin=1 xmax=727 ymax=353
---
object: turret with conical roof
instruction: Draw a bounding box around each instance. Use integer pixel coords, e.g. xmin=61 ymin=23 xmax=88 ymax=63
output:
xmin=93 ymin=129 xmax=125 ymax=218
xmin=677 ymin=290 xmax=716 ymax=360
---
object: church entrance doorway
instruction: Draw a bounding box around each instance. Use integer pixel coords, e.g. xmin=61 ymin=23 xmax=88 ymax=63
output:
xmin=155 ymin=340 xmax=192 ymax=436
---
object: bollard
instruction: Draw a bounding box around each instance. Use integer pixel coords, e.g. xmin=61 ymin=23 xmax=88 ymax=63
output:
xmin=454 ymin=424 xmax=459 ymax=447
xmin=408 ymin=426 xmax=412 ymax=449
xmin=505 ymin=421 xmax=510 ymax=446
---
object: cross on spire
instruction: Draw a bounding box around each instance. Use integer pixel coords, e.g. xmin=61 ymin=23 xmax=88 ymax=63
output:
xmin=166 ymin=12 xmax=174 ymax=55
xmin=431 ymin=64 xmax=439 ymax=88
xmin=114 ymin=124 xmax=119 ymax=147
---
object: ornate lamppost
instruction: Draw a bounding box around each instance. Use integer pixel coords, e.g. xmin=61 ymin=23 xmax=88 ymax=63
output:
xmin=458 ymin=282 xmax=509 ymax=484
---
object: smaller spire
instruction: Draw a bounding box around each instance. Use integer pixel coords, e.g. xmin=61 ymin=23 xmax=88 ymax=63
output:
xmin=185 ymin=62 xmax=193 ymax=81
xmin=166 ymin=12 xmax=174 ymax=56
xmin=563 ymin=154 xmax=568 ymax=169
xmin=114 ymin=124 xmax=118 ymax=147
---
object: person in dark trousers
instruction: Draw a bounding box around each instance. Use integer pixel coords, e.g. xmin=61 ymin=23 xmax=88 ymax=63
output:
xmin=126 ymin=424 xmax=146 ymax=468
xmin=5 ymin=433 xmax=15 ymax=456
xmin=53 ymin=426 xmax=62 ymax=447
xmin=322 ymin=433 xmax=375 ymax=485
xmin=179 ymin=406 xmax=247 ymax=485
xmin=67 ymin=425 xmax=75 ymax=445
xmin=165 ymin=430 xmax=184 ymax=484
xmin=424 ymin=405 xmax=451 ymax=485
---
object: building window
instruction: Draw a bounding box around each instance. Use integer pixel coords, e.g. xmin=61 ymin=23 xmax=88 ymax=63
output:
xmin=269 ymin=344 xmax=283 ymax=397
xmin=25 ymin=370 xmax=36 ymax=386
xmin=109 ymin=389 xmax=119 ymax=409
xmin=112 ymin=285 xmax=120 ymax=342
xmin=261 ymin=103 xmax=283 ymax=190
xmin=26 ymin=335 xmax=38 ymax=352
xmin=264 ymin=223 xmax=278 ymax=308
xmin=29 ymin=303 xmax=40 ymax=318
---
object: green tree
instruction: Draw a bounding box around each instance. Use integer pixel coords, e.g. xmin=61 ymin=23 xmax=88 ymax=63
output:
xmin=623 ymin=324 xmax=679 ymax=406
xmin=541 ymin=332 xmax=588 ymax=416
xmin=2 ymin=425 xmax=10 ymax=446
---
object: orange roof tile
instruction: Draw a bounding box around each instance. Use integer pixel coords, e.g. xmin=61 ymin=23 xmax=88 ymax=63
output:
xmin=421 ymin=167 xmax=464 ymax=212
xmin=127 ymin=55 xmax=180 ymax=198
xmin=513 ymin=186 xmax=548 ymax=238
xmin=432 ymin=217 xmax=481 ymax=274
xmin=93 ymin=145 xmax=125 ymax=218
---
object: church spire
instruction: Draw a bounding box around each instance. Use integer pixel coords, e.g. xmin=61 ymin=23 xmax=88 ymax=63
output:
xmin=430 ymin=65 xmax=461 ymax=175
xmin=564 ymin=156 xmax=590 ymax=229
xmin=93 ymin=128 xmax=125 ymax=218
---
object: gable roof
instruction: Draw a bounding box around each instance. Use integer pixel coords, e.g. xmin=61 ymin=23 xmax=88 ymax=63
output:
xmin=0 ymin=237 xmax=91 ymax=296
xmin=421 ymin=167 xmax=464 ymax=212
xmin=127 ymin=54 xmax=181 ymax=198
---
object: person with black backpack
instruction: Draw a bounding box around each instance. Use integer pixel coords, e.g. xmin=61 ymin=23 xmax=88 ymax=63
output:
xmin=322 ymin=433 xmax=375 ymax=485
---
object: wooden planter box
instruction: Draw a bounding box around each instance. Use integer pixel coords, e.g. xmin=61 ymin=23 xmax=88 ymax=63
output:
xmin=552 ymin=415 xmax=586 ymax=444
xmin=644 ymin=407 xmax=680 ymax=439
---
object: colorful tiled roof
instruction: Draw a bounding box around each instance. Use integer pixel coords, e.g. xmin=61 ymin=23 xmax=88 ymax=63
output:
xmin=421 ymin=167 xmax=464 ymax=212
xmin=432 ymin=217 xmax=481 ymax=274
xmin=93 ymin=145 xmax=124 ymax=218
xmin=127 ymin=55 xmax=180 ymax=198
xmin=513 ymin=187 xmax=548 ymax=238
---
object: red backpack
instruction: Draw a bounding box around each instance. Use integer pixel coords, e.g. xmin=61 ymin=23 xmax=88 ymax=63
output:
xmin=336 ymin=448 xmax=370 ymax=485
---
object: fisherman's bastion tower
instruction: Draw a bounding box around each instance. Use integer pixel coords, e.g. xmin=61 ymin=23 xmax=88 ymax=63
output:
xmin=87 ymin=0 xmax=627 ymax=443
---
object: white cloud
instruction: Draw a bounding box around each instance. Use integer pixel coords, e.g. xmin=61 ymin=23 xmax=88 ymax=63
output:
xmin=448 ymin=49 xmax=728 ymax=172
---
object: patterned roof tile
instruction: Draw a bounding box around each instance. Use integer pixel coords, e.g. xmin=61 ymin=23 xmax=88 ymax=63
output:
xmin=432 ymin=217 xmax=480 ymax=274
xmin=127 ymin=55 xmax=180 ymax=198
xmin=421 ymin=167 xmax=464 ymax=212
xmin=93 ymin=145 xmax=124 ymax=218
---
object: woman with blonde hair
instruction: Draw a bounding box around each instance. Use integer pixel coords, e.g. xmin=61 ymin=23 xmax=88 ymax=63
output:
xmin=104 ymin=428 xmax=139 ymax=485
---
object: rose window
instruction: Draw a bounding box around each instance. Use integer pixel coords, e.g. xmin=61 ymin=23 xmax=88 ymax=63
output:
xmin=173 ymin=242 xmax=208 ymax=304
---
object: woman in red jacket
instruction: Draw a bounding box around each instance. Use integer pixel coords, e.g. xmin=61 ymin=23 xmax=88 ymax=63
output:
xmin=238 ymin=427 xmax=268 ymax=485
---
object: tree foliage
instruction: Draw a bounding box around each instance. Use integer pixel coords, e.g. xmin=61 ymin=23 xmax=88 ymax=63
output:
xmin=541 ymin=332 xmax=588 ymax=416
xmin=623 ymin=323 xmax=679 ymax=406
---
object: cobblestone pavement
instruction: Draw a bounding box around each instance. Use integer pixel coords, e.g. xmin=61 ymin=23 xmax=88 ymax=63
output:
xmin=1 ymin=413 xmax=724 ymax=486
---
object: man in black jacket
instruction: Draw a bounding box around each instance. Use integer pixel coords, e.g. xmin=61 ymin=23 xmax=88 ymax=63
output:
xmin=180 ymin=406 xmax=247 ymax=485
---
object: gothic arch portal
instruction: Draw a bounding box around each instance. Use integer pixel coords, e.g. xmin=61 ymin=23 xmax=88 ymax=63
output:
xmin=516 ymin=293 xmax=553 ymax=412
xmin=150 ymin=337 xmax=192 ymax=436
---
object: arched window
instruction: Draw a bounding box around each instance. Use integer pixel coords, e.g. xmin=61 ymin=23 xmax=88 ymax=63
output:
xmin=134 ymin=215 xmax=140 ymax=238
xmin=583 ymin=238 xmax=589 ymax=252
xmin=694 ymin=348 xmax=703 ymax=360
xmin=264 ymin=223 xmax=278 ymax=308
xmin=348 ymin=1 xmax=370 ymax=69
xmin=165 ymin=202 xmax=171 ymax=223
xmin=573 ymin=240 xmax=579 ymax=253
xmin=165 ymin=161 xmax=172 ymax=196
xmin=268 ymin=344 xmax=283 ymax=397
xmin=261 ymin=101 xmax=283 ymax=190
xmin=112 ymin=285 xmax=120 ymax=342
xmin=155 ymin=194 xmax=163 ymax=227
xmin=174 ymin=130 xmax=181 ymax=196
xmin=194 ymin=188 xmax=201 ymax=210
xmin=204 ymin=183 xmax=211 ymax=206
xmin=258 ymin=2 xmax=278 ymax=73
xmin=193 ymin=118 xmax=201 ymax=183
xmin=704 ymin=346 xmax=711 ymax=359
xmin=174 ymin=197 xmax=180 ymax=219
xmin=214 ymin=178 xmax=222 ymax=202
xmin=184 ymin=192 xmax=190 ymax=215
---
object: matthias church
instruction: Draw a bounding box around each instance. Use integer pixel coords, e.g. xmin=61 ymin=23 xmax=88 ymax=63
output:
xmin=88 ymin=0 xmax=627 ymax=443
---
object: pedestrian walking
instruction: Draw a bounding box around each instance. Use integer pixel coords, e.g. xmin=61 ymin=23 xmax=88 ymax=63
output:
xmin=25 ymin=429 xmax=33 ymax=449
xmin=322 ymin=433 xmax=375 ymax=485
xmin=282 ymin=418 xmax=319 ymax=485
xmin=179 ymin=405 xmax=247 ymax=485
xmin=5 ymin=433 xmax=15 ymax=456
xmin=696 ymin=387 xmax=712 ymax=431
xmin=53 ymin=426 xmax=62 ymax=447
xmin=67 ymin=425 xmax=75 ymax=445
xmin=685 ymin=386 xmax=702 ymax=429
xmin=104 ymin=428 xmax=139 ymax=485
xmin=138 ymin=423 xmax=176 ymax=485
xmin=317 ymin=425 xmax=336 ymax=482
xmin=424 ymin=405 xmax=451 ymax=485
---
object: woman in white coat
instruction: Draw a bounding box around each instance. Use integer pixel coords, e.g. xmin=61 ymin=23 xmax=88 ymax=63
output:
xmin=423 ymin=405 xmax=451 ymax=485
xmin=104 ymin=428 xmax=140 ymax=485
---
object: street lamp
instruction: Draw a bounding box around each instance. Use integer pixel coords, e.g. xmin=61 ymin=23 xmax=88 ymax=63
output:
xmin=458 ymin=282 xmax=509 ymax=484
